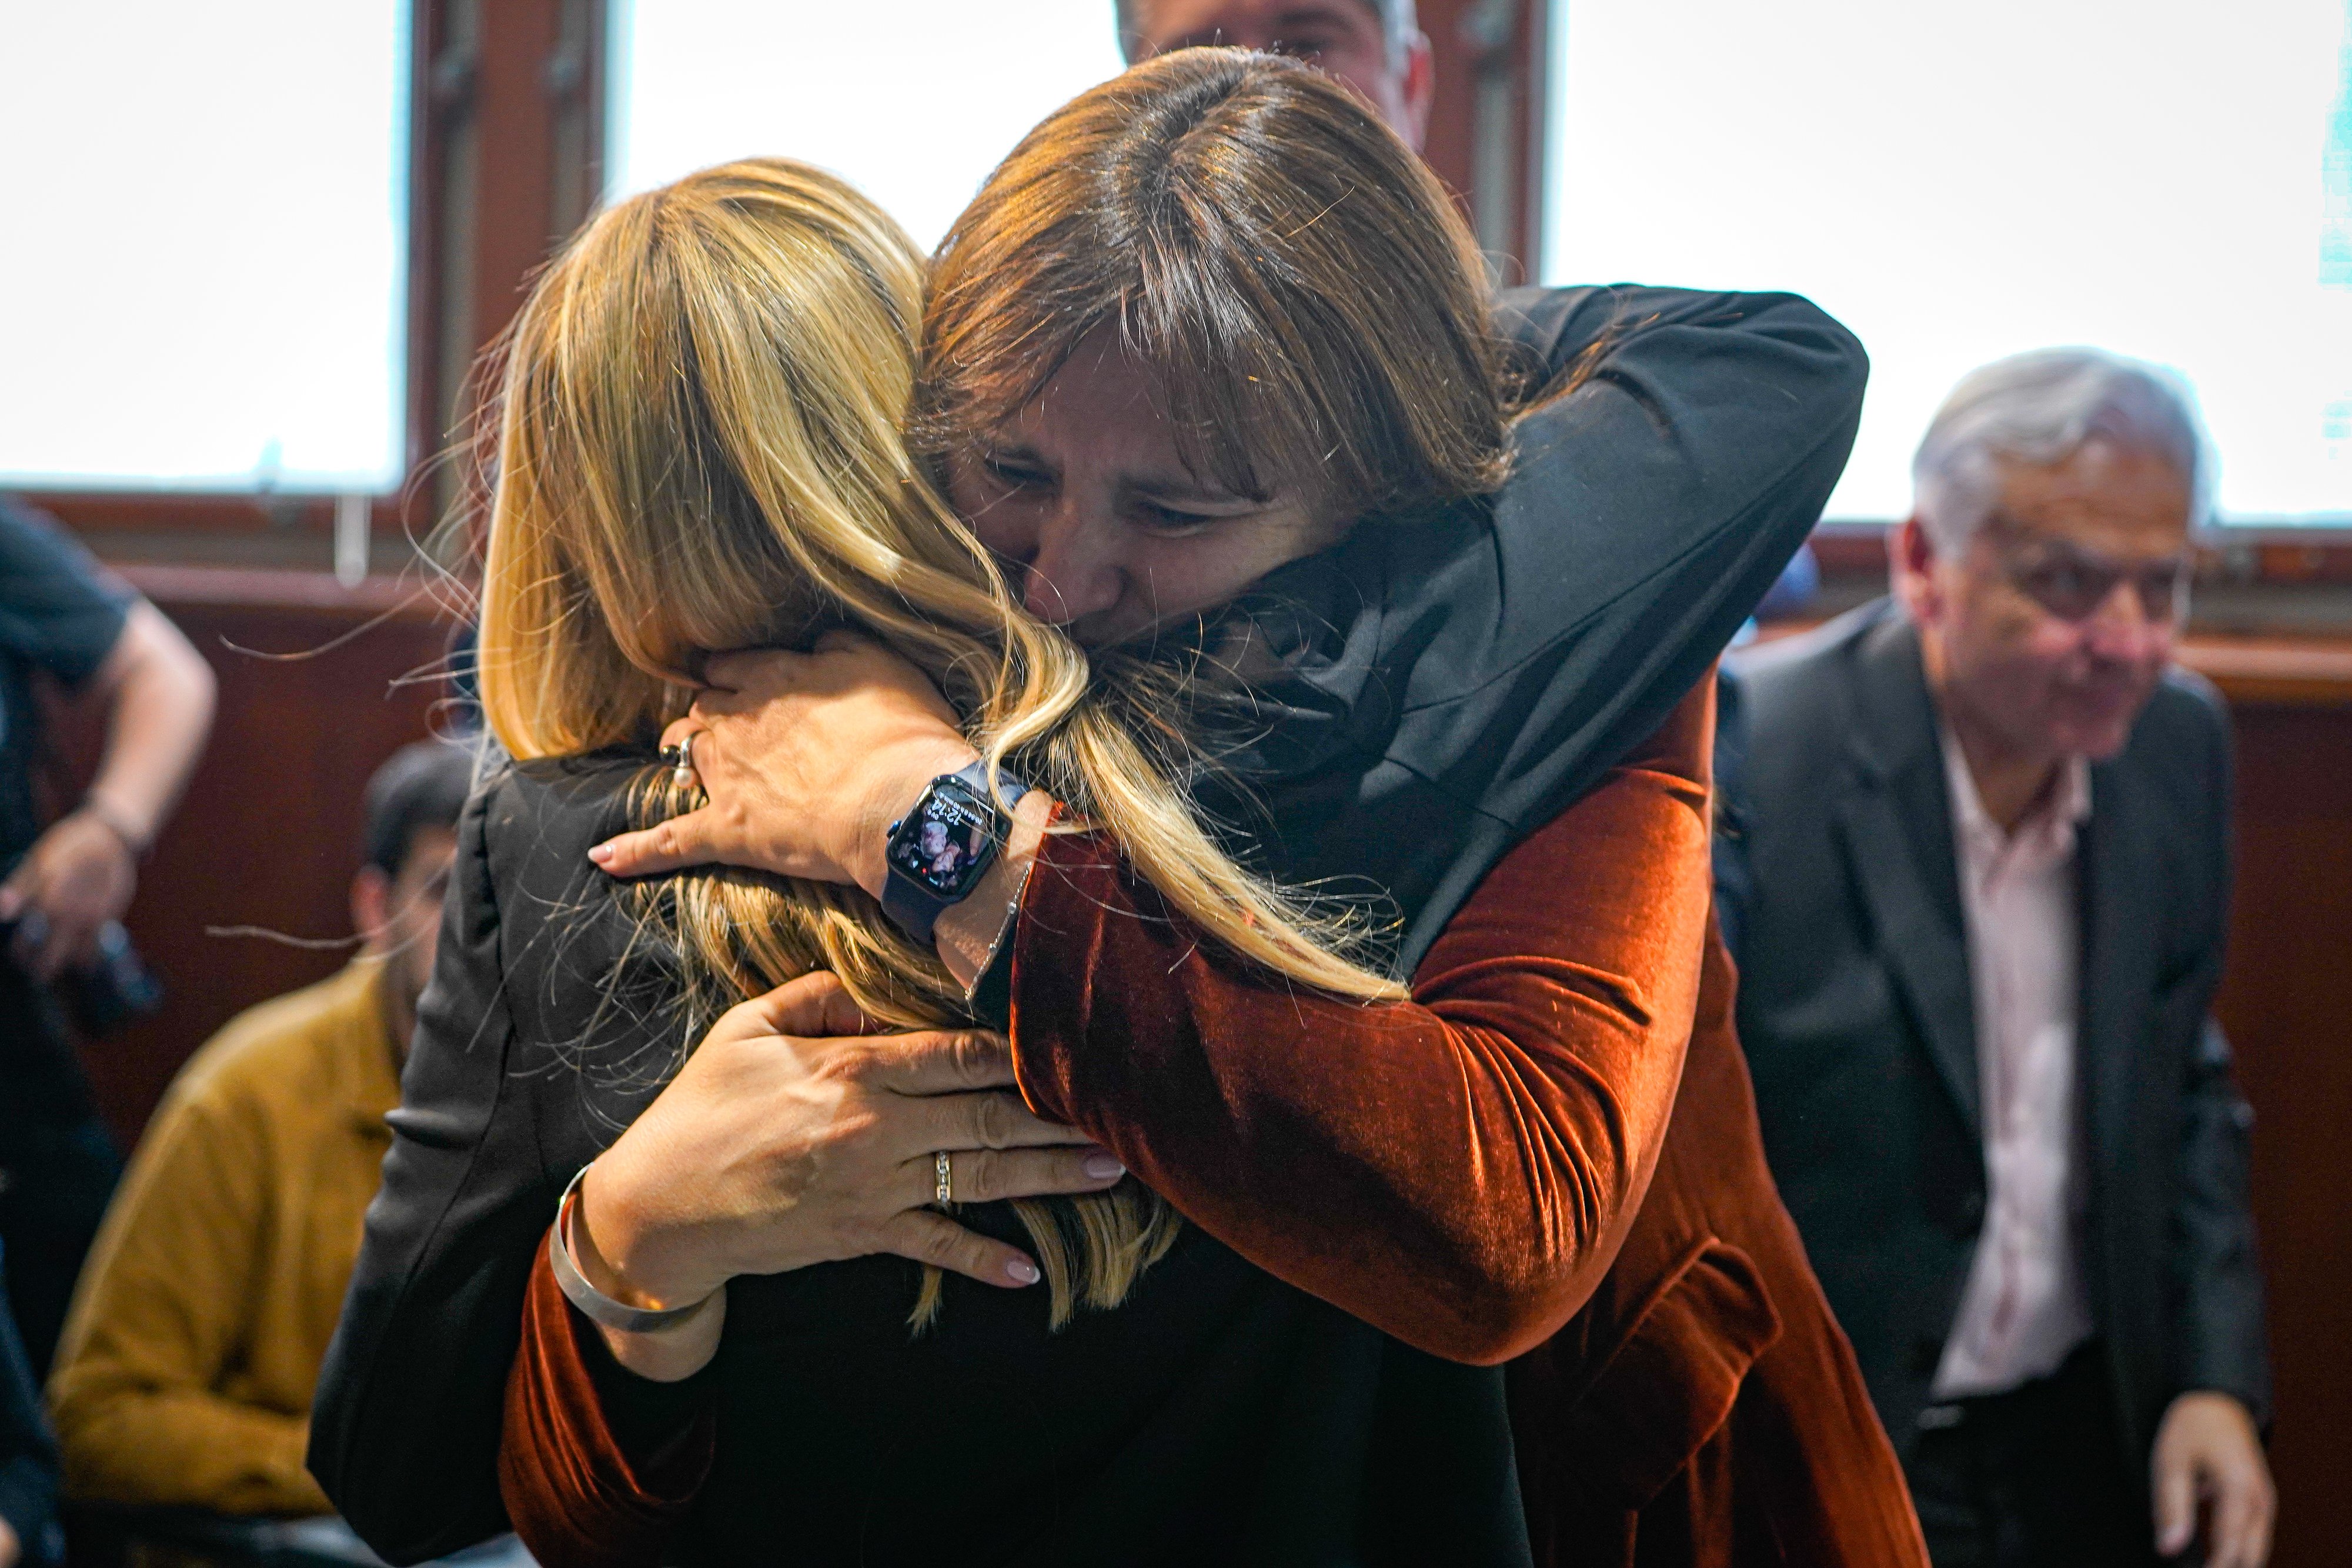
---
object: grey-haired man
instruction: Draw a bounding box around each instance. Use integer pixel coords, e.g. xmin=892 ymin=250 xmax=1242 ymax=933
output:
xmin=1728 ymin=350 xmax=2274 ymax=1567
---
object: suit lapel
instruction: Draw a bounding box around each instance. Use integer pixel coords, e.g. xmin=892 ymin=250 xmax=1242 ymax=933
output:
xmin=2077 ymin=760 xmax=2151 ymax=1176
xmin=1834 ymin=613 xmax=1983 ymax=1139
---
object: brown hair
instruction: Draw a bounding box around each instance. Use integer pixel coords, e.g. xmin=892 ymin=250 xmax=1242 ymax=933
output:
xmin=922 ymin=47 xmax=1512 ymax=524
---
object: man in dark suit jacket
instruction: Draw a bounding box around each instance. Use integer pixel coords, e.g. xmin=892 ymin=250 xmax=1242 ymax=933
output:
xmin=1728 ymin=349 xmax=2273 ymax=1568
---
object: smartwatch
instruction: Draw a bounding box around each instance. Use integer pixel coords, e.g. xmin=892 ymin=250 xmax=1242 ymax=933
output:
xmin=880 ymin=760 xmax=1029 ymax=946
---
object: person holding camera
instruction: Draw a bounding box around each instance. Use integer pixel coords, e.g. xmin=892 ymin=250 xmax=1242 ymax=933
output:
xmin=0 ymin=494 xmax=213 ymax=1378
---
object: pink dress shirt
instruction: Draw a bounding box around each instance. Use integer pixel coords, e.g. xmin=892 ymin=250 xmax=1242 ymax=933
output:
xmin=1931 ymin=727 xmax=2096 ymax=1401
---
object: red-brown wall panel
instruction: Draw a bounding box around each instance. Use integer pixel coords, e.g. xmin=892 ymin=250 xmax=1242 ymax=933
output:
xmin=2212 ymin=701 xmax=2352 ymax=1568
xmin=48 ymin=574 xmax=454 ymax=1146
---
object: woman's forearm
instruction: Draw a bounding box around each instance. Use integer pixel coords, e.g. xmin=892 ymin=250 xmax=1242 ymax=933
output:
xmin=1009 ymin=684 xmax=1718 ymax=1365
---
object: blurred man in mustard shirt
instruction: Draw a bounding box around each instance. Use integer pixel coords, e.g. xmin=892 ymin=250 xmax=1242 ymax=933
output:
xmin=45 ymin=741 xmax=470 ymax=1516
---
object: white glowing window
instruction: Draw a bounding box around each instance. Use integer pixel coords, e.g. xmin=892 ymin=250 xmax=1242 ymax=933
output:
xmin=607 ymin=0 xmax=1127 ymax=253
xmin=1544 ymin=0 xmax=2352 ymax=526
xmin=0 ymin=2 xmax=412 ymax=494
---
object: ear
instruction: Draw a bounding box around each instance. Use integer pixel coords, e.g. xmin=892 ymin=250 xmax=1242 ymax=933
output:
xmin=350 ymin=865 xmax=392 ymax=943
xmin=1889 ymin=515 xmax=1942 ymax=625
xmin=1399 ymin=32 xmax=1435 ymax=154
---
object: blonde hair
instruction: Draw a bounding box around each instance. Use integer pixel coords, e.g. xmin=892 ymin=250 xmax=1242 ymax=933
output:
xmin=473 ymin=158 xmax=1403 ymax=1328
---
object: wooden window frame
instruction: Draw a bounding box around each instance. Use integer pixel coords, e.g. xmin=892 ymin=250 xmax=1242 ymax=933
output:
xmin=20 ymin=0 xmax=603 ymax=577
xmin=25 ymin=0 xmax=2350 ymax=621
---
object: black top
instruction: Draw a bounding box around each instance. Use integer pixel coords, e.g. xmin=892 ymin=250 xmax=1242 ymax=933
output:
xmin=1224 ymin=285 xmax=1867 ymax=970
xmin=0 ymin=495 xmax=129 ymax=1129
xmin=310 ymin=285 xmax=1866 ymax=1566
xmin=0 ymin=496 xmax=130 ymax=863
xmin=1723 ymin=601 xmax=2269 ymax=1470
xmin=0 ymin=1241 xmax=62 ymax=1568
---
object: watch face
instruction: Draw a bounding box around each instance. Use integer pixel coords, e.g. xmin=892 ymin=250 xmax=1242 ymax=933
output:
xmin=886 ymin=778 xmax=998 ymax=898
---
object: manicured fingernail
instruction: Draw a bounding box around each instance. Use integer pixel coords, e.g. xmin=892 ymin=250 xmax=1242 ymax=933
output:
xmin=1083 ymin=1153 xmax=1126 ymax=1181
xmin=587 ymin=842 xmax=614 ymax=864
xmin=1006 ymin=1256 xmax=1041 ymax=1285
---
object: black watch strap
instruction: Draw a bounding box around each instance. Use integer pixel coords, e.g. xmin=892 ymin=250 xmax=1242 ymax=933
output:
xmin=880 ymin=762 xmax=1028 ymax=945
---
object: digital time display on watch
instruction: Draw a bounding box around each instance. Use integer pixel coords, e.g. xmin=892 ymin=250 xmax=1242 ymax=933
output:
xmin=883 ymin=777 xmax=1000 ymax=898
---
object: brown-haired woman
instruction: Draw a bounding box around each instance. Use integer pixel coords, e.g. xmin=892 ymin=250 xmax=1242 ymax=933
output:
xmin=316 ymin=50 xmax=1921 ymax=1568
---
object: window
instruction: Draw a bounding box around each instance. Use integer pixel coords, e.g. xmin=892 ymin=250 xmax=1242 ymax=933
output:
xmin=608 ymin=1 xmax=1125 ymax=252
xmin=0 ymin=2 xmax=412 ymax=494
xmin=1543 ymin=0 xmax=2352 ymax=527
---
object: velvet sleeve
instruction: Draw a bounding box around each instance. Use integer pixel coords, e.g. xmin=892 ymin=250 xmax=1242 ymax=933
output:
xmin=497 ymin=1238 xmax=715 ymax=1568
xmin=1011 ymin=681 xmax=1716 ymax=1367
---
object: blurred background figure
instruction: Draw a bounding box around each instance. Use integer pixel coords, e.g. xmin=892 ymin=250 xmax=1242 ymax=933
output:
xmin=44 ymin=741 xmax=469 ymax=1517
xmin=1115 ymin=0 xmax=1434 ymax=146
xmin=1729 ymin=350 xmax=2274 ymax=1567
xmin=0 ymin=1242 xmax=60 ymax=1568
xmin=0 ymin=495 xmax=213 ymax=1381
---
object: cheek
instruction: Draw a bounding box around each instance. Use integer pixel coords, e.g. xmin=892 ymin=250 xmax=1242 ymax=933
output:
xmin=2010 ymin=614 xmax=2090 ymax=676
xmin=398 ymin=905 xmax=443 ymax=961
xmin=958 ymin=495 xmax=1033 ymax=561
xmin=1132 ymin=534 xmax=1281 ymax=618
xmin=1317 ymin=45 xmax=1396 ymax=108
xmin=1945 ymin=601 xmax=2072 ymax=703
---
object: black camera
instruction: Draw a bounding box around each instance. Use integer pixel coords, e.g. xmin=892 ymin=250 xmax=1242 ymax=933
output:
xmin=2 ymin=909 xmax=164 ymax=1036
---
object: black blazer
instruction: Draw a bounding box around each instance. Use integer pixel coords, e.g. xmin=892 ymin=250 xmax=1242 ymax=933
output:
xmin=1723 ymin=600 xmax=2270 ymax=1475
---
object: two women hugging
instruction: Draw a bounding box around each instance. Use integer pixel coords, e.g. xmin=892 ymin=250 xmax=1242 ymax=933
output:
xmin=314 ymin=46 xmax=1922 ymax=1568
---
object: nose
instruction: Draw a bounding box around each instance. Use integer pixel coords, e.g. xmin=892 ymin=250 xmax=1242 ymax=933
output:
xmin=2083 ymin=578 xmax=2173 ymax=665
xmin=1021 ymin=507 xmax=1125 ymax=627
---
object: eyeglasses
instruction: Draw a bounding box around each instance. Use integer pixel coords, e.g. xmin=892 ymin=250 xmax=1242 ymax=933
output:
xmin=1994 ymin=539 xmax=2191 ymax=625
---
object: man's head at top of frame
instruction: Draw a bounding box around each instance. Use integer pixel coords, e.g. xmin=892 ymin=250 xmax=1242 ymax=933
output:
xmin=1114 ymin=0 xmax=1433 ymax=148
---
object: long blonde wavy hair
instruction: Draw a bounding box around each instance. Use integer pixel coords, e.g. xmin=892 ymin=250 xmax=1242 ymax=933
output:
xmin=472 ymin=158 xmax=1402 ymax=1329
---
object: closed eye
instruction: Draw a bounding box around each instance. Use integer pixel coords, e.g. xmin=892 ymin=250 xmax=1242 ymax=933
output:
xmin=1128 ymin=499 xmax=1226 ymax=536
xmin=983 ymin=454 xmax=1054 ymax=492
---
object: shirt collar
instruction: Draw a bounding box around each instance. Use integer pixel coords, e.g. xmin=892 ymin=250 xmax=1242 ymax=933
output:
xmin=1938 ymin=722 xmax=2091 ymax=870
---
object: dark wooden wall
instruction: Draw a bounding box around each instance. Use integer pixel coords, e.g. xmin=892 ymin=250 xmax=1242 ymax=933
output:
xmin=50 ymin=570 xmax=455 ymax=1147
xmin=2210 ymin=696 xmax=2352 ymax=1568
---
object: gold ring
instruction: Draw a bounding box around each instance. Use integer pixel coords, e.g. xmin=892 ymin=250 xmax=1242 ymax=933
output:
xmin=934 ymin=1150 xmax=953 ymax=1205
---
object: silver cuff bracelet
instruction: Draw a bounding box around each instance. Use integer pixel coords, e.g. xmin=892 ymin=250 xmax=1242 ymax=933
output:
xmin=547 ymin=1164 xmax=714 ymax=1336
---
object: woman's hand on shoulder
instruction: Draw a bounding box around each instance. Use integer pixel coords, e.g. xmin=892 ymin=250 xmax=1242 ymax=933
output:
xmin=570 ymin=971 xmax=1125 ymax=1373
xmin=588 ymin=631 xmax=980 ymax=895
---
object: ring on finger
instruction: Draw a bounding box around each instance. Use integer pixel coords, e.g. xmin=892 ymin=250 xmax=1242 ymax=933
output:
xmin=934 ymin=1149 xmax=953 ymax=1206
xmin=660 ymin=731 xmax=699 ymax=790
